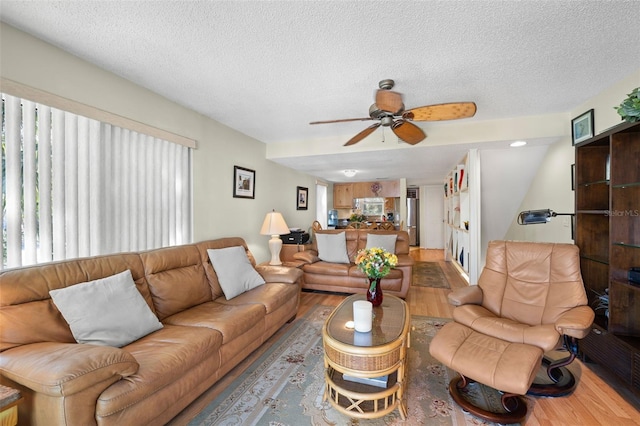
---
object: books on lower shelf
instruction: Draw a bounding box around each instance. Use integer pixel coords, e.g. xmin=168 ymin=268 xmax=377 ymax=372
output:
xmin=342 ymin=374 xmax=388 ymax=388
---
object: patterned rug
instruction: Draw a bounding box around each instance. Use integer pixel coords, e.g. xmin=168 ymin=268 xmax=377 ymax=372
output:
xmin=412 ymin=261 xmax=450 ymax=289
xmin=189 ymin=305 xmax=522 ymax=426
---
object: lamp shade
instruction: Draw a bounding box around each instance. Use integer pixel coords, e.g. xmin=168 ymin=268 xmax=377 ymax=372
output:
xmin=260 ymin=211 xmax=290 ymax=235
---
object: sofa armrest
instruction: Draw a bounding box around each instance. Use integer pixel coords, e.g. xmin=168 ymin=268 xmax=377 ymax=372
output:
xmin=255 ymin=264 xmax=303 ymax=284
xmin=0 ymin=342 xmax=139 ymax=396
xmin=292 ymin=251 xmax=320 ymax=264
xmin=554 ymin=305 xmax=595 ymax=339
xmin=394 ymin=254 xmax=415 ymax=267
xmin=447 ymin=285 xmax=483 ymax=306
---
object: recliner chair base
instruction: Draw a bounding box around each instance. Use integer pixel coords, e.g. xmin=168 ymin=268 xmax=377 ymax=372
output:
xmin=448 ymin=375 xmax=527 ymax=424
xmin=528 ymin=357 xmax=576 ymax=397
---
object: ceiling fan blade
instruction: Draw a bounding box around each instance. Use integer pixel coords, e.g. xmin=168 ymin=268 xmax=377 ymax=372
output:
xmin=310 ymin=117 xmax=374 ymax=125
xmin=375 ymin=89 xmax=403 ymax=113
xmin=403 ymin=102 xmax=477 ymax=121
xmin=344 ymin=123 xmax=381 ymax=146
xmin=391 ymin=120 xmax=426 ymax=145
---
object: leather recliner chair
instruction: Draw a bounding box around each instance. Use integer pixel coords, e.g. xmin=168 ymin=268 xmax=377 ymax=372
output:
xmin=429 ymin=240 xmax=594 ymax=423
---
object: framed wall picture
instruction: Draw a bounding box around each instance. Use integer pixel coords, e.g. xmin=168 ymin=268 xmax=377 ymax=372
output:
xmin=297 ymin=186 xmax=308 ymax=210
xmin=233 ymin=166 xmax=255 ymax=199
xmin=572 ymin=109 xmax=594 ymax=145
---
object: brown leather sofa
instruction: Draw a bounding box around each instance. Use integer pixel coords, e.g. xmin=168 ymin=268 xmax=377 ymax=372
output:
xmin=0 ymin=237 xmax=302 ymax=426
xmin=292 ymin=229 xmax=414 ymax=298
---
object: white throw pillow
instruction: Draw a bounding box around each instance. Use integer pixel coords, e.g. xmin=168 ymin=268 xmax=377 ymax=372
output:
xmin=207 ymin=246 xmax=266 ymax=299
xmin=366 ymin=234 xmax=398 ymax=254
xmin=49 ymin=270 xmax=163 ymax=347
xmin=316 ymin=232 xmax=350 ymax=264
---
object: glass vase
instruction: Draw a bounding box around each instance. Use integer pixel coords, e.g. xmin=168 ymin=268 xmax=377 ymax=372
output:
xmin=366 ymin=277 xmax=383 ymax=307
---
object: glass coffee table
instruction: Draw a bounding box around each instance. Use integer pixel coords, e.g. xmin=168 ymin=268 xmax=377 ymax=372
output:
xmin=322 ymin=294 xmax=410 ymax=419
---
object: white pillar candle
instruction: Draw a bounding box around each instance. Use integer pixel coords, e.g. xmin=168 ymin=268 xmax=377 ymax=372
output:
xmin=353 ymin=300 xmax=373 ymax=333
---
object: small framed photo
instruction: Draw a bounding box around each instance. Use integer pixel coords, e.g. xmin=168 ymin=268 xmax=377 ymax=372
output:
xmin=296 ymin=186 xmax=308 ymax=210
xmin=233 ymin=166 xmax=255 ymax=199
xmin=572 ymin=109 xmax=594 ymax=145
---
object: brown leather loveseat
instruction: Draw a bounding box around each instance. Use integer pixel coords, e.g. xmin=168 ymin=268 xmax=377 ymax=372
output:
xmin=292 ymin=229 xmax=414 ymax=298
xmin=0 ymin=237 xmax=302 ymax=425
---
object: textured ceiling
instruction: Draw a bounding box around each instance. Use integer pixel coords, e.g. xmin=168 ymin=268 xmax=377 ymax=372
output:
xmin=2 ymin=1 xmax=639 ymax=185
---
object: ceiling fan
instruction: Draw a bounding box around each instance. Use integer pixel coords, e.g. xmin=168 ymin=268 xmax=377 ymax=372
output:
xmin=310 ymin=79 xmax=477 ymax=146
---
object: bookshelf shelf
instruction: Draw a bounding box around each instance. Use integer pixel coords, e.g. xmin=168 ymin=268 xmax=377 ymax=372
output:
xmin=443 ymin=149 xmax=480 ymax=284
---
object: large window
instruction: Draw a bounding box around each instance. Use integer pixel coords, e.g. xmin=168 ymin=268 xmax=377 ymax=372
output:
xmin=1 ymin=92 xmax=192 ymax=270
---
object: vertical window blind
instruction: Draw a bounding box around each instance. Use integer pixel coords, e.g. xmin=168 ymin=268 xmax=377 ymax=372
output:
xmin=1 ymin=93 xmax=192 ymax=270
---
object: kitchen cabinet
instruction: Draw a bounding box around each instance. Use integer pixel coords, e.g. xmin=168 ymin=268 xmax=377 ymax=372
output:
xmin=575 ymin=121 xmax=640 ymax=395
xmin=353 ymin=181 xmax=400 ymax=198
xmin=333 ymin=183 xmax=353 ymax=209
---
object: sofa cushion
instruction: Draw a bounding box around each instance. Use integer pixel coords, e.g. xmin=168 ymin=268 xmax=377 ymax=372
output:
xmin=366 ymin=233 xmax=398 ymax=254
xmin=96 ymin=324 xmax=222 ymax=420
xmin=162 ymin=301 xmax=265 ymax=344
xmin=215 ymin=282 xmax=300 ymax=315
xmin=207 ymin=246 xmax=265 ymax=299
xmin=49 ymin=270 xmax=163 ymax=347
xmin=141 ymin=244 xmax=212 ymax=320
xmin=316 ymin=232 xmax=350 ymax=263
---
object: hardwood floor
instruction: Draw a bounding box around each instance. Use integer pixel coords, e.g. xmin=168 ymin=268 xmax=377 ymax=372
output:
xmin=169 ymin=249 xmax=640 ymax=425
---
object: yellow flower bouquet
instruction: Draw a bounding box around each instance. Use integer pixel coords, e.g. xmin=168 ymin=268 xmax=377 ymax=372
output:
xmin=355 ymin=247 xmax=398 ymax=281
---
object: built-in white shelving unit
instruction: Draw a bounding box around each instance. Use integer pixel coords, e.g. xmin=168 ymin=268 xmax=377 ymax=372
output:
xmin=443 ymin=149 xmax=481 ymax=284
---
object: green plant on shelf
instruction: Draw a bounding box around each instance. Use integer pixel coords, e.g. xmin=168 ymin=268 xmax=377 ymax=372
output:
xmin=614 ymin=87 xmax=640 ymax=123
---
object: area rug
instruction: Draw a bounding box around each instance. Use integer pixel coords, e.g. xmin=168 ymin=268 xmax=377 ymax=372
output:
xmin=412 ymin=261 xmax=450 ymax=289
xmin=189 ymin=305 xmax=523 ymax=426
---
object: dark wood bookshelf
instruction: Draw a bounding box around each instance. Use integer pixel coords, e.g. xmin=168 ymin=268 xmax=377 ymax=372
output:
xmin=575 ymin=120 xmax=640 ymax=395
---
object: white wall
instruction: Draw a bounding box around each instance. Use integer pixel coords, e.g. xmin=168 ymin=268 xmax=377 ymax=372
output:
xmin=0 ymin=23 xmax=318 ymax=263
xmin=504 ymin=69 xmax=640 ymax=243
xmin=420 ymin=185 xmax=444 ymax=249
xmin=480 ymin=144 xmax=550 ymax=259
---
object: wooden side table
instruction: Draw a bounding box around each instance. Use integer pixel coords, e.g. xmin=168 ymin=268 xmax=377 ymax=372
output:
xmin=322 ymin=294 xmax=410 ymax=420
xmin=0 ymin=385 xmax=22 ymax=426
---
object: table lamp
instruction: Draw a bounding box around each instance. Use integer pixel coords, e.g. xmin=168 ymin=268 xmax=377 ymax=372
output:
xmin=260 ymin=210 xmax=290 ymax=265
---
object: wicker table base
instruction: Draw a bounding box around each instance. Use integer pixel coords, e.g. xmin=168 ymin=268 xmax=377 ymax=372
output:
xmin=322 ymin=294 xmax=410 ymax=420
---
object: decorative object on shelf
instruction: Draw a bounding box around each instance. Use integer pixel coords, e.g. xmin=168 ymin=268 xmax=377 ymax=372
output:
xmin=370 ymin=181 xmax=382 ymax=196
xmin=591 ymin=289 xmax=609 ymax=318
xmin=614 ymin=87 xmax=640 ymax=123
xmin=629 ymin=267 xmax=640 ymax=285
xmin=296 ymin=186 xmax=308 ymax=210
xmin=571 ymin=109 xmax=594 ymax=145
xmin=355 ymin=247 xmax=398 ymax=307
xmin=233 ymin=166 xmax=256 ymax=199
xmin=260 ymin=210 xmax=290 ymax=265
xmin=517 ymin=209 xmax=574 ymax=225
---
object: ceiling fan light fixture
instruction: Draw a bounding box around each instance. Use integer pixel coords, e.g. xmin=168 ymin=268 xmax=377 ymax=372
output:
xmin=381 ymin=116 xmax=394 ymax=127
xmin=343 ymin=169 xmax=357 ymax=178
